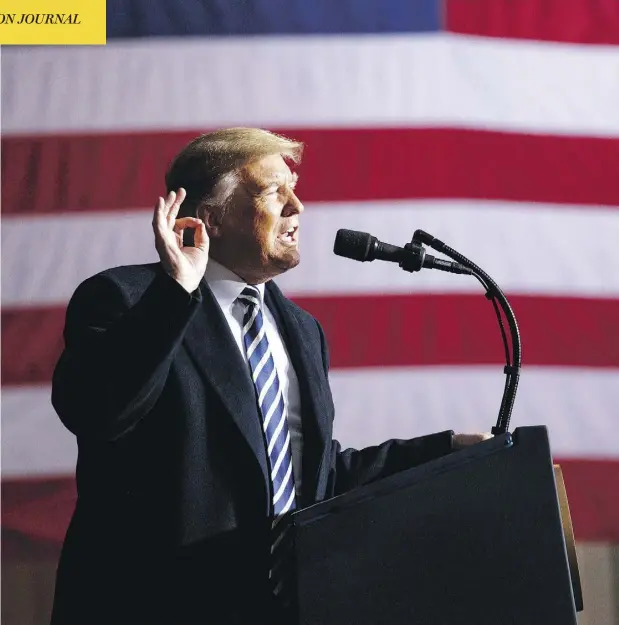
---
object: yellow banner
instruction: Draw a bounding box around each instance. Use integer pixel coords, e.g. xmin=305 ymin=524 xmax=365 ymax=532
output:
xmin=0 ymin=0 xmax=106 ymax=44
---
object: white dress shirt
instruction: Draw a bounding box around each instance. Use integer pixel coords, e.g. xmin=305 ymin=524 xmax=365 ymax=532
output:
xmin=204 ymin=258 xmax=304 ymax=496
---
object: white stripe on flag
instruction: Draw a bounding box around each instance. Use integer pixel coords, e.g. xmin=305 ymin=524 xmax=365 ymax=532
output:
xmin=3 ymin=367 xmax=618 ymax=476
xmin=3 ymin=36 xmax=619 ymax=136
xmin=2 ymin=201 xmax=618 ymax=307
xmin=330 ymin=366 xmax=619 ymax=457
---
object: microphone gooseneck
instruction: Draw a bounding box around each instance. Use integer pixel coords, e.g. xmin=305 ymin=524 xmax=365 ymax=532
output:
xmin=412 ymin=230 xmax=521 ymax=435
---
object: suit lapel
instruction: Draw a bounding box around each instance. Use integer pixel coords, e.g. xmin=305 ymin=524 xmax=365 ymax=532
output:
xmin=182 ymin=281 xmax=270 ymax=491
xmin=265 ymin=282 xmax=330 ymax=506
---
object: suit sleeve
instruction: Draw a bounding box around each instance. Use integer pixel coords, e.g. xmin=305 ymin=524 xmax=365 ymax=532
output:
xmin=51 ymin=271 xmax=202 ymax=441
xmin=315 ymin=320 xmax=454 ymax=497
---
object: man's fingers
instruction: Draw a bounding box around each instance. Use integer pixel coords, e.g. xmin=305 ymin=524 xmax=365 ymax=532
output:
xmin=193 ymin=220 xmax=209 ymax=252
xmin=167 ymin=188 xmax=187 ymax=223
xmin=163 ymin=190 xmax=176 ymax=209
xmin=453 ymin=432 xmax=494 ymax=450
xmin=154 ymin=196 xmax=165 ymax=216
xmin=172 ymin=217 xmax=202 ymax=234
xmin=154 ymin=192 xmax=192 ymax=240
xmin=164 ymin=191 xmax=176 ymax=217
xmin=172 ymin=217 xmax=206 ymax=250
xmin=153 ymin=196 xmax=167 ymax=232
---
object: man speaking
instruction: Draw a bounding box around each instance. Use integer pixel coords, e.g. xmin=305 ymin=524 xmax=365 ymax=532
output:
xmin=50 ymin=127 xmax=488 ymax=625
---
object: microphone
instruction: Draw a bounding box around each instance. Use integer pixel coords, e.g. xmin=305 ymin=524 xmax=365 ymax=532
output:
xmin=334 ymin=227 xmax=522 ymax=435
xmin=333 ymin=229 xmax=472 ymax=275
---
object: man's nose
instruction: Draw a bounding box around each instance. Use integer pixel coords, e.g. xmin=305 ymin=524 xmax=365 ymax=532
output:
xmin=285 ymin=191 xmax=304 ymax=215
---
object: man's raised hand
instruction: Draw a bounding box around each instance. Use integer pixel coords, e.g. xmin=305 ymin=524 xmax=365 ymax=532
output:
xmin=153 ymin=188 xmax=209 ymax=293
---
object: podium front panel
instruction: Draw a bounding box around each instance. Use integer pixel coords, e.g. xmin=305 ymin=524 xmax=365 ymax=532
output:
xmin=291 ymin=427 xmax=578 ymax=625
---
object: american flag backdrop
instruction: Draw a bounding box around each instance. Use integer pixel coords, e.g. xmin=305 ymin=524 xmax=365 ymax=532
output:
xmin=2 ymin=0 xmax=619 ymax=622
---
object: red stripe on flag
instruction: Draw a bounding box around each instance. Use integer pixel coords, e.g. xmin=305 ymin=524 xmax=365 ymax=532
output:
xmin=1 ymin=457 xmax=618 ymax=561
xmin=2 ymin=306 xmax=66 ymax=387
xmin=446 ymin=0 xmax=619 ymax=45
xmin=305 ymin=294 xmax=619 ymax=369
xmin=558 ymin=458 xmax=619 ymax=543
xmin=2 ymin=476 xmax=76 ymax=560
xmin=3 ymin=295 xmax=618 ymax=386
xmin=3 ymin=128 xmax=619 ymax=215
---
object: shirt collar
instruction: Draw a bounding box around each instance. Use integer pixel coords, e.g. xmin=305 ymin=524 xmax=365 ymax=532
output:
xmin=204 ymin=258 xmax=266 ymax=313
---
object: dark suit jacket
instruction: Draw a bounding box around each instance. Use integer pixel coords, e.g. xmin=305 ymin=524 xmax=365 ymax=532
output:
xmin=50 ymin=263 xmax=454 ymax=625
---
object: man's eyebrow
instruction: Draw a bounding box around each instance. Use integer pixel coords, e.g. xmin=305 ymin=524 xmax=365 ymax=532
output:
xmin=262 ymin=172 xmax=299 ymax=187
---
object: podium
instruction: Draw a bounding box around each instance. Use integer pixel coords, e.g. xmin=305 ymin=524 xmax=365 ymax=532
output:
xmin=290 ymin=426 xmax=582 ymax=625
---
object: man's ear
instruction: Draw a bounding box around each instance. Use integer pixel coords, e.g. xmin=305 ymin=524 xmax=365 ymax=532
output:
xmin=201 ymin=206 xmax=223 ymax=238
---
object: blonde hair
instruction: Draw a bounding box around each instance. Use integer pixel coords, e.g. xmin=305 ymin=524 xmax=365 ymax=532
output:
xmin=165 ymin=127 xmax=304 ymax=218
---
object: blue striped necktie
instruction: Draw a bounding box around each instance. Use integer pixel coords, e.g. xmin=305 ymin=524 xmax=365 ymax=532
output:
xmin=237 ymin=286 xmax=297 ymax=598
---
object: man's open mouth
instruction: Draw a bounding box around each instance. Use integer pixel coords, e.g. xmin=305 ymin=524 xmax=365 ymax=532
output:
xmin=278 ymin=226 xmax=298 ymax=245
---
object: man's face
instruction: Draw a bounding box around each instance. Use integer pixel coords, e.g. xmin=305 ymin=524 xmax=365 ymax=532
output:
xmin=212 ymin=153 xmax=304 ymax=283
